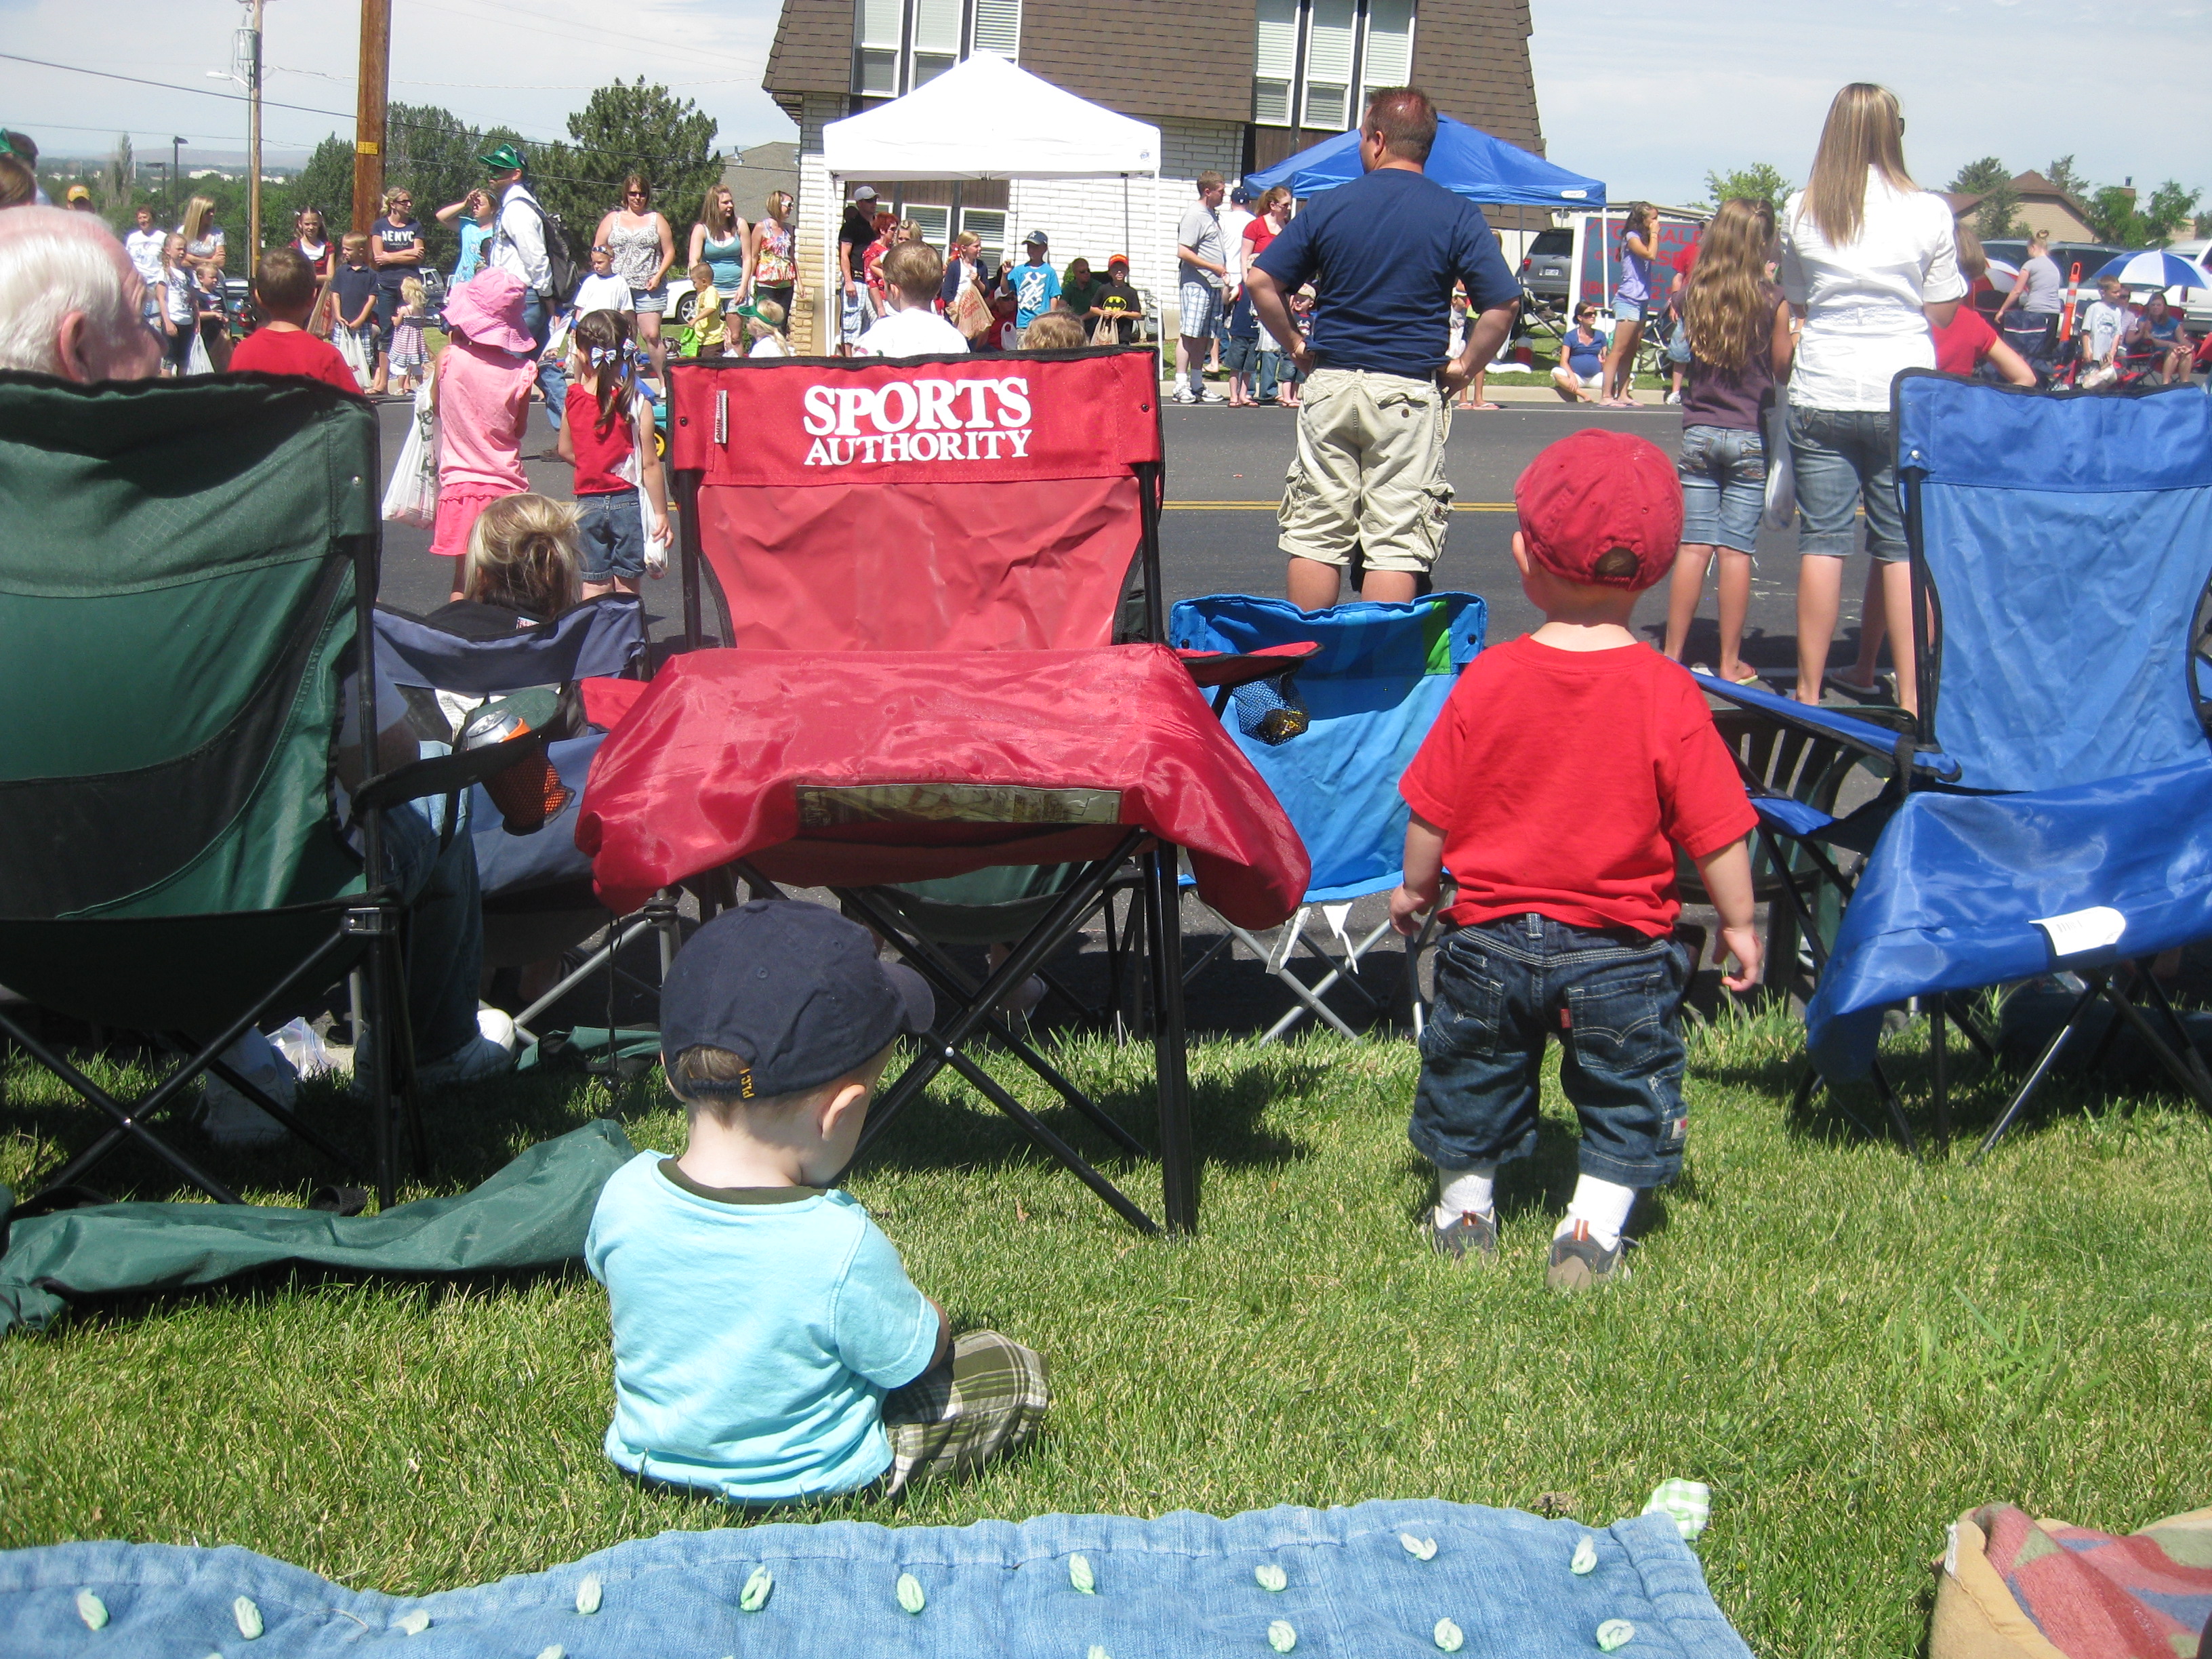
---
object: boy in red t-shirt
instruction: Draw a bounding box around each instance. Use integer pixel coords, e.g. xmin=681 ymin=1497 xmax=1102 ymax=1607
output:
xmin=226 ymin=245 xmax=359 ymax=394
xmin=1391 ymin=429 xmax=1760 ymax=1290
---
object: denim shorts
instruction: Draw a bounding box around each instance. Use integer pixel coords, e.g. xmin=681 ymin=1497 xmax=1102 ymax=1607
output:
xmin=1613 ymin=294 xmax=1645 ymax=324
xmin=1678 ymin=424 xmax=1767 ymax=554
xmin=1409 ymin=913 xmax=1692 ymax=1188
xmin=632 ymin=282 xmax=668 ymax=315
xmin=1666 ymin=321 xmax=1692 ymax=364
xmin=1786 ymin=402 xmax=1906 ymax=562
xmin=1222 ymin=334 xmax=1258 ymax=373
xmin=575 ymin=490 xmax=646 ymax=581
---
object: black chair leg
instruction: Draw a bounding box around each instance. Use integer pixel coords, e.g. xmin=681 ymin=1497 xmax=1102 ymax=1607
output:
xmin=1930 ymin=1000 xmax=1950 ymax=1154
xmin=1973 ymin=972 xmax=2106 ymax=1162
xmin=1144 ymin=846 xmax=1198 ymax=1234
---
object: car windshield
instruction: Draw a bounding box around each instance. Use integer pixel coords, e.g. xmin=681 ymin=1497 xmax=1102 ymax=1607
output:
xmin=1528 ymin=230 xmax=1572 ymax=257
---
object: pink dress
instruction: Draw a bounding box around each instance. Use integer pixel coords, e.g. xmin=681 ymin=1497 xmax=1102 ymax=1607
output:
xmin=430 ymin=335 xmax=534 ymax=559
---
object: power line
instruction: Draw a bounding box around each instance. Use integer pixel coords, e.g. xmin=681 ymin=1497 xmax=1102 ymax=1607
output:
xmin=396 ymin=0 xmax=769 ymax=78
xmin=0 ymin=51 xmax=357 ymax=122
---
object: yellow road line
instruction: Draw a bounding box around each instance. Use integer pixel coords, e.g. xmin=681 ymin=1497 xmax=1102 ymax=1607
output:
xmin=1165 ymin=501 xmax=1519 ymax=512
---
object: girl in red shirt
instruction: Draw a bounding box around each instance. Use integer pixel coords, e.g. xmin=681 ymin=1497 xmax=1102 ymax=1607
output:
xmin=556 ymin=310 xmax=671 ymax=598
xmin=1930 ymin=226 xmax=2036 ymax=386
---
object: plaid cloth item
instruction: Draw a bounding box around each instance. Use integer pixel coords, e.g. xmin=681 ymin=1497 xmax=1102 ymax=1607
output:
xmin=882 ymin=1330 xmax=1049 ymax=1494
xmin=1643 ymin=1480 xmax=1712 ymax=1542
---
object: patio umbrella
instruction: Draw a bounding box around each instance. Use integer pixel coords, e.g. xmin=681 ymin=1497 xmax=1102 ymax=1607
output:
xmin=2093 ymin=249 xmax=2210 ymax=291
xmin=1983 ymin=257 xmax=2022 ymax=285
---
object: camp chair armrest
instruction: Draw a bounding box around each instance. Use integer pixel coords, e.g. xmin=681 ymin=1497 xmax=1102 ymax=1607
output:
xmin=1693 ymin=670 xmax=1963 ymax=781
xmin=1176 ymin=643 xmax=1322 ymax=691
xmin=354 ymin=735 xmax=544 ymax=813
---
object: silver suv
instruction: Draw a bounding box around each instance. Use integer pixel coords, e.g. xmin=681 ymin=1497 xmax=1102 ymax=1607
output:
xmin=1519 ymin=228 xmax=1572 ymax=314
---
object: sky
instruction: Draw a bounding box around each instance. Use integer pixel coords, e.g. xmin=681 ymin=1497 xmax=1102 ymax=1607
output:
xmin=1 ymin=0 xmax=2205 ymax=212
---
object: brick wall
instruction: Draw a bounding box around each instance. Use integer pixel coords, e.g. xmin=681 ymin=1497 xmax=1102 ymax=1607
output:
xmin=1020 ymin=0 xmax=1257 ymax=124
xmin=1410 ymin=0 xmax=1542 ymax=152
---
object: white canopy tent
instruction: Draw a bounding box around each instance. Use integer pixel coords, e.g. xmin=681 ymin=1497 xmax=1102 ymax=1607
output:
xmin=818 ymin=54 xmax=1162 ymax=342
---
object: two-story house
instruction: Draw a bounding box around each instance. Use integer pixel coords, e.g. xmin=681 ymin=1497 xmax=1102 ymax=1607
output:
xmin=762 ymin=0 xmax=1542 ymax=348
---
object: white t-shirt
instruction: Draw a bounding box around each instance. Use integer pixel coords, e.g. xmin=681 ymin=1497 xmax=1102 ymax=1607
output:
xmin=1221 ymin=207 xmax=1255 ymax=289
xmin=857 ymin=304 xmax=969 ymax=359
xmin=2081 ymin=299 xmax=2130 ymax=365
xmin=1780 ymin=169 xmax=1967 ymax=411
xmin=123 ymin=227 xmax=167 ymax=286
xmin=747 ymin=333 xmax=790 ymax=358
xmin=491 ymin=182 xmax=550 ymax=293
xmin=573 ymin=272 xmax=635 ymax=314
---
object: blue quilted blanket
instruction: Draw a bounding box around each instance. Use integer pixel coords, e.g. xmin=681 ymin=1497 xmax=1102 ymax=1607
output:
xmin=0 ymin=1500 xmax=1749 ymax=1657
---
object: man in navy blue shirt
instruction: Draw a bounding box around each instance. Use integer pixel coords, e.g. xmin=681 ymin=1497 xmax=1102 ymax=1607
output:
xmin=1248 ymin=87 xmax=1521 ymax=607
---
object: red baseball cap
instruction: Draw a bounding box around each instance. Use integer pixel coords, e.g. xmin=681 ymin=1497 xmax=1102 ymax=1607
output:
xmin=1514 ymin=428 xmax=1684 ymax=591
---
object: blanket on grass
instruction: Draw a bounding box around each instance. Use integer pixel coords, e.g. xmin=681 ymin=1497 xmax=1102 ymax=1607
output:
xmin=0 ymin=1120 xmax=634 ymax=1337
xmin=1933 ymin=1504 xmax=2212 ymax=1659
xmin=0 ymin=1500 xmax=1751 ymax=1658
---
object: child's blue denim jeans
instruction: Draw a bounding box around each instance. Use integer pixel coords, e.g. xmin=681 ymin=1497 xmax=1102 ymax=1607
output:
xmin=1410 ymin=913 xmax=1692 ymax=1187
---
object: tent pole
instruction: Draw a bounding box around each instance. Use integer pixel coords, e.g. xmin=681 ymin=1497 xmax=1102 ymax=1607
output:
xmin=827 ymin=171 xmax=841 ymax=355
xmin=1122 ymin=173 xmax=1131 ymax=272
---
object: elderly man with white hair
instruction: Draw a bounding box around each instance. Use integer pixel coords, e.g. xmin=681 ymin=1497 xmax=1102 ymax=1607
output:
xmin=0 ymin=205 xmax=164 ymax=382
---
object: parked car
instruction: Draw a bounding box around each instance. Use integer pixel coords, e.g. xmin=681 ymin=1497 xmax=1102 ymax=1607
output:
xmin=1977 ymin=240 xmax=2130 ymax=314
xmin=1519 ymin=226 xmax=1572 ymax=313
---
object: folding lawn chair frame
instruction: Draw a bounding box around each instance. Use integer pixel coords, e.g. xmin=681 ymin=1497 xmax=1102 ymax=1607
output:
xmin=1168 ymin=592 xmax=1486 ymax=1045
xmin=0 ymin=376 xmax=549 ymax=1210
xmin=629 ymin=346 xmax=1311 ymax=1232
xmin=1696 ymin=373 xmax=2212 ymax=1155
xmin=373 ymin=598 xmax=671 ymax=1050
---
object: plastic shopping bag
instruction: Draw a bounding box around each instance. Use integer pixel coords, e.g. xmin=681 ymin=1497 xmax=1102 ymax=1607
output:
xmin=1761 ymin=401 xmax=1795 ymax=531
xmin=381 ymin=380 xmax=439 ymax=527
xmin=184 ymin=326 xmax=215 ymax=377
xmin=334 ymin=324 xmax=372 ymax=390
xmin=634 ymin=395 xmax=669 ymax=577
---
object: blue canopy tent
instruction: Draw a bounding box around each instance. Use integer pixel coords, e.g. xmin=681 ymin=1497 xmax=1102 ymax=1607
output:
xmin=1243 ymin=114 xmax=1604 ymax=207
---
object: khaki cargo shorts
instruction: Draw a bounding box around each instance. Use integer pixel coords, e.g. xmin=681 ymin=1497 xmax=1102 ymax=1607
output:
xmin=1277 ymin=367 xmax=1454 ymax=574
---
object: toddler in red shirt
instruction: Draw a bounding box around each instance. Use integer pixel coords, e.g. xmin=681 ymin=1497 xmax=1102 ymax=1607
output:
xmin=226 ymin=245 xmax=359 ymax=394
xmin=1391 ymin=428 xmax=1760 ymax=1290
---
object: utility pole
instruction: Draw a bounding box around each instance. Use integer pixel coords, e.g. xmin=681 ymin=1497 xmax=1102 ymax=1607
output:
xmin=353 ymin=0 xmax=389 ymax=234
xmin=245 ymin=0 xmax=264 ymax=277
xmin=171 ymin=137 xmax=184 ymax=225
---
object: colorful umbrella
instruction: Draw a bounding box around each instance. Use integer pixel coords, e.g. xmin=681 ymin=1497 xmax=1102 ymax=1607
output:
xmin=2092 ymin=249 xmax=2210 ymax=291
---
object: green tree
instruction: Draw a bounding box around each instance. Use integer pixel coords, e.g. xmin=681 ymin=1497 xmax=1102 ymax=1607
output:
xmin=2139 ymin=180 xmax=2201 ymax=245
xmin=289 ymin=135 xmax=355 ymax=228
xmin=1702 ymin=162 xmax=1792 ymax=216
xmin=1946 ymin=156 xmax=2021 ymax=240
xmin=381 ymin=104 xmax=525 ymax=270
xmin=100 ymin=135 xmax=132 ymax=214
xmin=2045 ymin=155 xmax=2089 ymax=200
xmin=537 ymin=79 xmax=721 ymax=250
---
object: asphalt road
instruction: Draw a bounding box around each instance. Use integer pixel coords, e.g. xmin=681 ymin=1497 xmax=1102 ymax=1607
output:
xmin=371 ymin=393 xmax=1881 ymax=676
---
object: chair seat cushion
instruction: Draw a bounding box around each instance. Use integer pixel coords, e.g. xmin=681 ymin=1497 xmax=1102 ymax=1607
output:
xmin=577 ymin=646 xmax=1309 ymax=928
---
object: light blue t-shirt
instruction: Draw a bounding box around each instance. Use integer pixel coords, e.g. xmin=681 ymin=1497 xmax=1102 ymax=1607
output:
xmin=452 ymin=221 xmax=493 ymax=286
xmin=584 ymin=1151 xmax=941 ymax=1502
xmin=1012 ymin=260 xmax=1061 ymax=329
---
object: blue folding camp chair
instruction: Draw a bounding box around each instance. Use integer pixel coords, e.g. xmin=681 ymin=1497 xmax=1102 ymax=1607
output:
xmin=1697 ymin=373 xmax=2212 ymax=1153
xmin=1169 ymin=592 xmax=1486 ymax=1041
xmin=373 ymin=597 xmax=658 ymax=1047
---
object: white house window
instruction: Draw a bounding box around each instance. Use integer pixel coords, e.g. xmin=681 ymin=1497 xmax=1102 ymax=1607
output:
xmin=853 ymin=0 xmax=1020 ymax=96
xmin=1252 ymin=0 xmax=1416 ymax=129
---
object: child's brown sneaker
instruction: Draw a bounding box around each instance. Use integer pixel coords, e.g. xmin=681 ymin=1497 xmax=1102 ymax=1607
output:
xmin=1544 ymin=1220 xmax=1625 ymax=1291
xmin=1428 ymin=1208 xmax=1498 ymax=1264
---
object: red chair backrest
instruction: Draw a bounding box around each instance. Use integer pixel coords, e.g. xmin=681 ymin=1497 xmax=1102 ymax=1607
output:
xmin=669 ymin=348 xmax=1164 ymax=653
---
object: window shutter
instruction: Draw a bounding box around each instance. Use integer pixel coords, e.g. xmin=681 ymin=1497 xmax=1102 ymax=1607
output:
xmin=1252 ymin=0 xmax=1297 ymax=126
xmin=914 ymin=0 xmax=961 ymax=54
xmin=1361 ymin=0 xmax=1415 ymax=96
xmin=1303 ymin=0 xmax=1356 ymax=129
xmin=971 ymin=0 xmax=1021 ymax=60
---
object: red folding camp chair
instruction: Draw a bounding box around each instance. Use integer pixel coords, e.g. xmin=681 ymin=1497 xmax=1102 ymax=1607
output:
xmin=579 ymin=346 xmax=1308 ymax=1233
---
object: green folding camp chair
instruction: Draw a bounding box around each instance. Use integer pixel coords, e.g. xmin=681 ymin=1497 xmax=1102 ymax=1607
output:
xmin=0 ymin=374 xmax=542 ymax=1210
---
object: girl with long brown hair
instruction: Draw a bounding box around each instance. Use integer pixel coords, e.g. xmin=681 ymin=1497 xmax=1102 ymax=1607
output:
xmin=1661 ymin=198 xmax=1793 ymax=683
xmin=1600 ymin=201 xmax=1658 ymax=405
xmin=1779 ymin=83 xmax=1964 ymax=712
xmin=689 ymin=184 xmax=748 ymax=310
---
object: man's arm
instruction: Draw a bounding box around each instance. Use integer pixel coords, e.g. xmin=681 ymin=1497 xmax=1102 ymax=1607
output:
xmin=1439 ymin=300 xmax=1517 ymax=398
xmin=1176 ymin=241 xmax=1227 ymax=281
xmin=1245 ymin=267 xmax=1311 ymax=371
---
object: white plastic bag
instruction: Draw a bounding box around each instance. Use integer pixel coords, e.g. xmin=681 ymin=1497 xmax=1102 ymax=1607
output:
xmin=382 ymin=380 xmax=439 ymax=527
xmin=1761 ymin=401 xmax=1796 ymax=531
xmin=334 ymin=323 xmax=371 ymax=390
xmin=198 ymin=1028 xmax=298 ymax=1147
xmin=184 ymin=325 xmax=214 ymax=377
xmin=268 ymin=1016 xmax=340 ymax=1080
xmin=634 ymin=395 xmax=670 ymax=576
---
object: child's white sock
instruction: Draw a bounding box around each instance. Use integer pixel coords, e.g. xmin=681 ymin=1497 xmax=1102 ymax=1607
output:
xmin=1555 ymin=1174 xmax=1637 ymax=1250
xmin=1433 ymin=1163 xmax=1496 ymax=1229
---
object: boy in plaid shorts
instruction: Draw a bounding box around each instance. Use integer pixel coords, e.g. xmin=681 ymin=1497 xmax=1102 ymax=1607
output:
xmin=587 ymin=901 xmax=1046 ymax=1502
xmin=1391 ymin=430 xmax=1761 ymax=1290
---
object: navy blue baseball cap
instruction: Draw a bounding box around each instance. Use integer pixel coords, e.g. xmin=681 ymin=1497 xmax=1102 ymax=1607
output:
xmin=660 ymin=902 xmax=934 ymax=1098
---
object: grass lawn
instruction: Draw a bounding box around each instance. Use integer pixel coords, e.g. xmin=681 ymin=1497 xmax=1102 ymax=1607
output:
xmin=2 ymin=1010 xmax=2207 ymax=1657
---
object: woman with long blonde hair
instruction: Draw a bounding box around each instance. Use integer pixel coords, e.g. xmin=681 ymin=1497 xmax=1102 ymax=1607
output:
xmin=180 ymin=194 xmax=225 ymax=280
xmin=745 ymin=188 xmax=799 ymax=327
xmin=1780 ymin=83 xmax=1965 ymax=712
xmin=1661 ymin=198 xmax=1793 ymax=682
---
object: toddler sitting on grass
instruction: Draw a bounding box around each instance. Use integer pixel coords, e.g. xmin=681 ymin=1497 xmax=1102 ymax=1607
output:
xmin=586 ymin=901 xmax=1048 ymax=1502
xmin=1391 ymin=429 xmax=1761 ymax=1290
